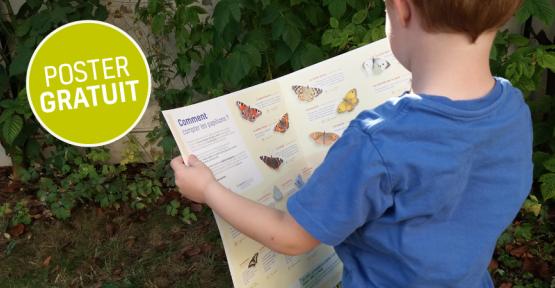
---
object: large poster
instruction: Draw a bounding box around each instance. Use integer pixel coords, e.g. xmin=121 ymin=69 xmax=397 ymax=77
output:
xmin=163 ymin=38 xmax=411 ymax=288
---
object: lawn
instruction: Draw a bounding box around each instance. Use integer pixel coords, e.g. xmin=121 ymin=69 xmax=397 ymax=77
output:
xmin=0 ymin=201 xmax=232 ymax=288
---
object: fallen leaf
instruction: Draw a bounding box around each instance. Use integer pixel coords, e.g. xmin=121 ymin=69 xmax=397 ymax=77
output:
xmin=8 ymin=224 xmax=25 ymax=237
xmin=181 ymin=245 xmax=202 ymax=257
xmin=190 ymin=203 xmax=203 ymax=212
xmin=488 ymin=259 xmax=498 ymax=271
xmin=508 ymin=245 xmax=527 ymax=258
xmin=499 ymin=283 xmax=512 ymax=288
xmin=42 ymin=255 xmax=52 ymax=267
xmin=105 ymin=222 xmax=118 ymax=237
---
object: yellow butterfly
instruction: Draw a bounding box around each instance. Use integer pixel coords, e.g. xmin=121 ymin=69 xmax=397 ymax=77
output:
xmin=337 ymin=88 xmax=359 ymax=113
xmin=292 ymin=85 xmax=323 ymax=102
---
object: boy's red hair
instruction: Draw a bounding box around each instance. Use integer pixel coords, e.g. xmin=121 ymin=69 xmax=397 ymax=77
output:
xmin=410 ymin=0 xmax=523 ymax=42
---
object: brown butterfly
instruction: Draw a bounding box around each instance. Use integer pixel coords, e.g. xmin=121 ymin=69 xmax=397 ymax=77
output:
xmin=274 ymin=113 xmax=289 ymax=133
xmin=248 ymin=252 xmax=259 ymax=268
xmin=292 ymin=85 xmax=323 ymax=102
xmin=236 ymin=101 xmax=262 ymax=122
xmin=260 ymin=155 xmax=283 ymax=170
xmin=309 ymin=131 xmax=339 ymax=146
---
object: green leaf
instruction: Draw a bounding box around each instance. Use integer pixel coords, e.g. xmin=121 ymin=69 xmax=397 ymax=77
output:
xmin=516 ymin=0 xmax=555 ymax=26
xmin=274 ymin=42 xmax=292 ymax=67
xmin=241 ymin=44 xmax=261 ymax=68
xmin=537 ymin=49 xmax=555 ymax=73
xmin=300 ymin=43 xmax=325 ymax=67
xmin=152 ymin=13 xmax=165 ymax=35
xmin=326 ymin=0 xmax=347 ymax=18
xmin=540 ymin=173 xmax=555 ymax=201
xmin=282 ymin=24 xmax=301 ymax=51
xmin=330 ymin=17 xmax=339 ymax=28
xmin=15 ymin=20 xmax=32 ymax=37
xmin=148 ymin=0 xmax=161 ymax=14
xmin=213 ymin=0 xmax=242 ymax=33
xmin=9 ymin=48 xmax=33 ymax=76
xmin=3 ymin=115 xmax=23 ymax=145
xmin=352 ymin=9 xmax=368 ymax=24
xmin=543 ymin=157 xmax=555 ymax=172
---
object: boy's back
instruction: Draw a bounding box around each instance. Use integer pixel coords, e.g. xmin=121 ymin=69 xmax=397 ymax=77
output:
xmin=288 ymin=77 xmax=533 ymax=287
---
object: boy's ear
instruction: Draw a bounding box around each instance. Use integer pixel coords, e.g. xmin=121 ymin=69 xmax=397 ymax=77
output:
xmin=390 ymin=0 xmax=412 ymax=27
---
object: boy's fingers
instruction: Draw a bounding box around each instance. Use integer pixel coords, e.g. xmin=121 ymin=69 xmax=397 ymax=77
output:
xmin=187 ymin=154 xmax=201 ymax=166
xmin=170 ymin=156 xmax=186 ymax=172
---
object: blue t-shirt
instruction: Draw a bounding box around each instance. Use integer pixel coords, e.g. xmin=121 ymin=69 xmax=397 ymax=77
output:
xmin=287 ymin=78 xmax=533 ymax=287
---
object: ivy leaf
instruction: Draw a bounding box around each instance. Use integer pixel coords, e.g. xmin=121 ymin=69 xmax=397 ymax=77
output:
xmin=543 ymin=157 xmax=555 ymax=172
xmin=539 ymin=173 xmax=555 ymax=201
xmin=300 ymin=43 xmax=325 ymax=67
xmin=241 ymin=44 xmax=261 ymax=68
xmin=15 ymin=20 xmax=32 ymax=37
xmin=330 ymin=17 xmax=339 ymax=28
xmin=325 ymin=0 xmax=347 ymax=18
xmin=274 ymin=42 xmax=292 ymax=67
xmin=516 ymin=0 xmax=555 ymax=26
xmin=9 ymin=48 xmax=33 ymax=76
xmin=352 ymin=9 xmax=368 ymax=24
xmin=537 ymin=49 xmax=555 ymax=73
xmin=3 ymin=115 xmax=23 ymax=145
xmin=282 ymin=24 xmax=301 ymax=51
xmin=213 ymin=0 xmax=242 ymax=33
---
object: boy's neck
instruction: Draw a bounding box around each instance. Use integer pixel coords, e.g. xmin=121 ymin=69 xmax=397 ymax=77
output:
xmin=409 ymin=31 xmax=496 ymax=101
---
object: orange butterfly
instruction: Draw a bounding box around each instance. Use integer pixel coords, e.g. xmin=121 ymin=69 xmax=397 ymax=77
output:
xmin=274 ymin=113 xmax=289 ymax=133
xmin=236 ymin=101 xmax=262 ymax=122
xmin=309 ymin=131 xmax=339 ymax=146
xmin=260 ymin=155 xmax=283 ymax=170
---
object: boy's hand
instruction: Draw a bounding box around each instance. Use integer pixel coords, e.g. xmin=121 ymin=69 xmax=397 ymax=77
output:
xmin=170 ymin=155 xmax=216 ymax=204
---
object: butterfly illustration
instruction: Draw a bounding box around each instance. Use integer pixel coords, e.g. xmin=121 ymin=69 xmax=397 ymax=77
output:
xmin=274 ymin=113 xmax=289 ymax=133
xmin=273 ymin=185 xmax=283 ymax=202
xmin=337 ymin=89 xmax=359 ymax=113
xmin=236 ymin=101 xmax=262 ymax=122
xmin=309 ymin=131 xmax=340 ymax=146
xmin=248 ymin=252 xmax=259 ymax=268
xmin=260 ymin=155 xmax=284 ymax=170
xmin=363 ymin=57 xmax=391 ymax=76
xmin=294 ymin=174 xmax=305 ymax=189
xmin=292 ymin=85 xmax=323 ymax=102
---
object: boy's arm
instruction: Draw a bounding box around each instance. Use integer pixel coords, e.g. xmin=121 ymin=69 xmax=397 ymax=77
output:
xmin=170 ymin=155 xmax=320 ymax=256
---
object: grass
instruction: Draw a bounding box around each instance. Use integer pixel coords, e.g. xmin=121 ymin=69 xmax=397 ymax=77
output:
xmin=0 ymin=204 xmax=232 ymax=288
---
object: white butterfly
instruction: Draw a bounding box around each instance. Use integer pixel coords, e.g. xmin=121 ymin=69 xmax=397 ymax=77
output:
xmin=363 ymin=57 xmax=391 ymax=76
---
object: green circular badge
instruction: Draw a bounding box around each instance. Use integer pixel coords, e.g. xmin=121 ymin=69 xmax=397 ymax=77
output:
xmin=26 ymin=20 xmax=151 ymax=147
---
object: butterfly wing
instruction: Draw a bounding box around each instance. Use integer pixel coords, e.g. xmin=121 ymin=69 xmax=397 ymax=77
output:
xmin=245 ymin=107 xmax=262 ymax=122
xmin=293 ymin=85 xmax=322 ymax=102
xmin=294 ymin=174 xmax=305 ymax=189
xmin=274 ymin=113 xmax=289 ymax=133
xmin=260 ymin=156 xmax=283 ymax=170
xmin=248 ymin=252 xmax=258 ymax=268
xmin=344 ymin=89 xmax=359 ymax=106
xmin=236 ymin=101 xmax=262 ymax=122
xmin=310 ymin=131 xmax=339 ymax=145
xmin=273 ymin=185 xmax=283 ymax=201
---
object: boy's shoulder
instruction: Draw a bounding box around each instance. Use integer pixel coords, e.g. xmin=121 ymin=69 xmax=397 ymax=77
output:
xmin=351 ymin=77 xmax=527 ymax=137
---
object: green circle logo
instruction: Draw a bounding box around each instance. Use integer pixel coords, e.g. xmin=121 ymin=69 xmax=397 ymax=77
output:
xmin=26 ymin=20 xmax=151 ymax=147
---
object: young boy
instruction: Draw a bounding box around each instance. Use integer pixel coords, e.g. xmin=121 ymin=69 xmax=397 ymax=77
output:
xmin=170 ymin=0 xmax=532 ymax=286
